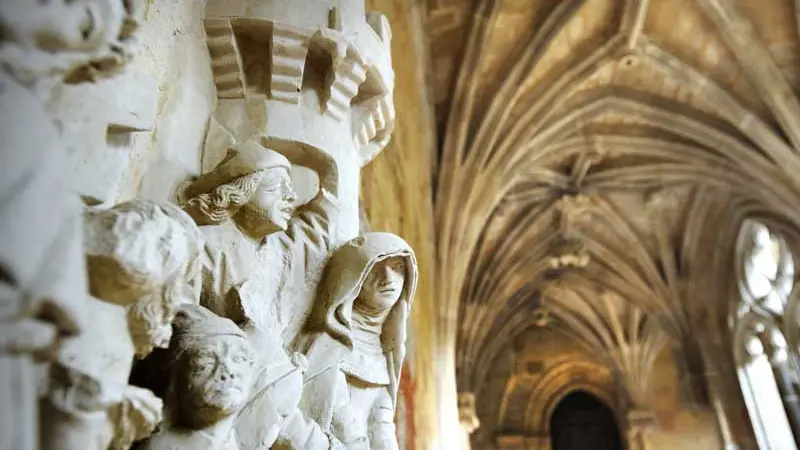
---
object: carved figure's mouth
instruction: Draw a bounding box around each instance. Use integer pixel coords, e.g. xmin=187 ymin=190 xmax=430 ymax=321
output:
xmin=212 ymin=381 xmax=243 ymax=395
xmin=379 ymin=284 xmax=397 ymax=294
xmin=279 ymin=205 xmax=294 ymax=218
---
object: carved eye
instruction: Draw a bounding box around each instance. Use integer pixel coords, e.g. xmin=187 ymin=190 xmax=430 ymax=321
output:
xmin=262 ymin=184 xmax=281 ymax=194
xmin=192 ymin=355 xmax=215 ymax=373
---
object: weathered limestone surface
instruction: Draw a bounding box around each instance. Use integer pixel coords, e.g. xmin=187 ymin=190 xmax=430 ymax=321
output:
xmin=0 ymin=1 xmax=148 ymax=448
xmin=118 ymin=0 xmax=217 ymax=204
xmin=0 ymin=0 xmax=427 ymax=449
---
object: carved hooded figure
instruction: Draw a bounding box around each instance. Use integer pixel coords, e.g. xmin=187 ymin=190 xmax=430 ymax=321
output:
xmin=298 ymin=232 xmax=417 ymax=449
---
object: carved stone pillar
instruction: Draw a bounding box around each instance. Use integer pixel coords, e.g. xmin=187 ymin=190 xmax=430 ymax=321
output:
xmin=697 ymin=335 xmax=743 ymax=449
xmin=626 ymin=409 xmax=657 ymax=450
xmin=457 ymin=392 xmax=480 ymax=449
xmin=201 ymin=0 xmax=395 ymax=340
xmin=696 ymin=312 xmax=766 ymax=450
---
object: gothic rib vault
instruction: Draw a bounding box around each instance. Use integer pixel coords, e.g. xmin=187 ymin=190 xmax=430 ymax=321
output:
xmin=427 ymin=0 xmax=800 ymax=446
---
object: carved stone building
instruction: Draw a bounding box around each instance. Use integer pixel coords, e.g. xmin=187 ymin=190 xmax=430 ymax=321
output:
xmin=4 ymin=1 xmax=800 ymax=450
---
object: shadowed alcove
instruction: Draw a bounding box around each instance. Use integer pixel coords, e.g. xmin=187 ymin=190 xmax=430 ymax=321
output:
xmin=550 ymin=391 xmax=624 ymax=450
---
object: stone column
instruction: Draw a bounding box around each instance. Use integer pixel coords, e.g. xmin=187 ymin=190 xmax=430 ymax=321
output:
xmin=699 ymin=337 xmax=743 ymax=450
xmin=761 ymin=327 xmax=800 ymax=444
xmin=457 ymin=392 xmax=480 ymax=449
xmin=694 ymin=310 xmax=765 ymax=450
xmin=707 ymin=374 xmax=742 ymax=450
xmin=626 ymin=409 xmax=657 ymax=450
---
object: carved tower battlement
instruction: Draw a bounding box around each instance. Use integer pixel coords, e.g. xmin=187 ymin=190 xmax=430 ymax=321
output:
xmin=202 ymin=0 xmax=395 ymax=242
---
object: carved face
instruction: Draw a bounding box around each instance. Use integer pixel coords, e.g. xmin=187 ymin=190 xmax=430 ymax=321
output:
xmin=245 ymin=168 xmax=297 ymax=232
xmin=0 ymin=0 xmax=125 ymax=51
xmin=358 ymin=257 xmax=406 ymax=312
xmin=180 ymin=335 xmax=254 ymax=425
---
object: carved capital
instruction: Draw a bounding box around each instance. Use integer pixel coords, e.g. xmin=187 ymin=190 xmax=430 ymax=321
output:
xmin=547 ymin=238 xmax=591 ymax=270
xmin=458 ymin=392 xmax=480 ymax=434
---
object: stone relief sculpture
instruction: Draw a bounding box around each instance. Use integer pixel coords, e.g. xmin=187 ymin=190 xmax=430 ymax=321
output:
xmin=183 ymin=140 xmax=338 ymax=340
xmin=298 ymin=232 xmax=418 ymax=450
xmin=84 ymin=201 xmax=205 ymax=357
xmin=142 ymin=0 xmax=400 ymax=446
xmin=0 ymin=1 xmax=143 ymax=449
xmin=136 ymin=304 xmax=256 ymax=450
xmin=0 ymin=0 xmax=404 ymax=448
xmin=182 ymin=140 xmax=343 ymax=448
xmin=41 ymin=200 xmax=205 ymax=450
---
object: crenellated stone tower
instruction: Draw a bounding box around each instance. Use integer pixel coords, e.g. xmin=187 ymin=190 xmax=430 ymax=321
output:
xmin=202 ymin=0 xmax=395 ymax=242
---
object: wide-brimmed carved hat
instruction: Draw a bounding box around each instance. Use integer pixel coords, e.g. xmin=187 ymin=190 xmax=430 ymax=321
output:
xmin=183 ymin=141 xmax=291 ymax=199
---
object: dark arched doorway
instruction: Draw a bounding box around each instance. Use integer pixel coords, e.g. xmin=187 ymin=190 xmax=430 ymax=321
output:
xmin=550 ymin=391 xmax=623 ymax=450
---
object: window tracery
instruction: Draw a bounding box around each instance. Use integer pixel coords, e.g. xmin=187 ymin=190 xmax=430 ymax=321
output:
xmin=734 ymin=220 xmax=799 ymax=450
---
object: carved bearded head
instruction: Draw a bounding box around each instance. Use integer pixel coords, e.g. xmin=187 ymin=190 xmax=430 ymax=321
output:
xmin=84 ymin=200 xmax=205 ymax=357
xmin=169 ymin=304 xmax=254 ymax=429
xmin=183 ymin=141 xmax=298 ymax=238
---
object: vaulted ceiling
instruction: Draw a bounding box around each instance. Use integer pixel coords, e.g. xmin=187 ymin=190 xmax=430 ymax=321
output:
xmin=426 ymin=0 xmax=800 ymax=439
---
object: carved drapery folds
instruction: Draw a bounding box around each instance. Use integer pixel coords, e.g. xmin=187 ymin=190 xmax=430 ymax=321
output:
xmin=1 ymin=0 xmax=407 ymax=449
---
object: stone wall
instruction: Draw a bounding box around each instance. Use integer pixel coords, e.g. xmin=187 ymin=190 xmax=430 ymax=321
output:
xmin=472 ymin=328 xmax=726 ymax=450
xmin=118 ymin=0 xmax=216 ymax=203
xmin=647 ymin=349 xmax=723 ymax=450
